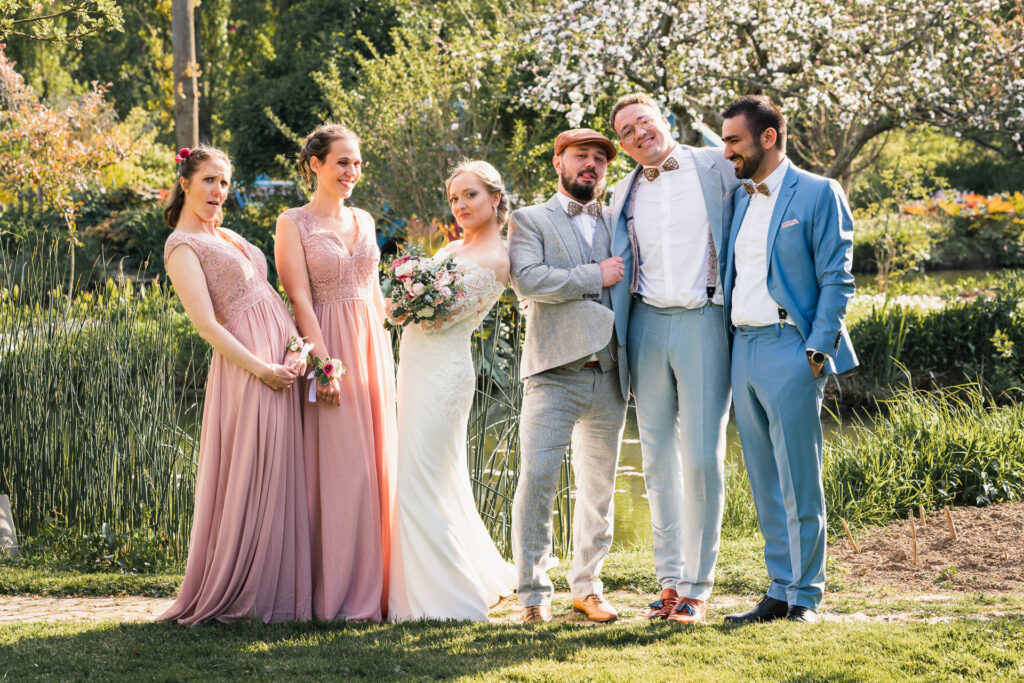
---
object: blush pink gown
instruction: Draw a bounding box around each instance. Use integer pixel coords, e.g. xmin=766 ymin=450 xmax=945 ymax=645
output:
xmin=285 ymin=206 xmax=397 ymax=622
xmin=161 ymin=228 xmax=312 ymax=625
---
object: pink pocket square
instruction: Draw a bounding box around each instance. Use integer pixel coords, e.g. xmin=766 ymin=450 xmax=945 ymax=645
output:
xmin=723 ymin=191 xmax=732 ymax=199
xmin=781 ymin=219 xmax=800 ymax=229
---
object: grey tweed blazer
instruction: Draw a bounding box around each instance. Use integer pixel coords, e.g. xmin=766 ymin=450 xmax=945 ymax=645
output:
xmin=508 ymin=194 xmax=628 ymax=400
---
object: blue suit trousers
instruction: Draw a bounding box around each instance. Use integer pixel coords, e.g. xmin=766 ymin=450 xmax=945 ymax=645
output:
xmin=731 ymin=324 xmax=827 ymax=609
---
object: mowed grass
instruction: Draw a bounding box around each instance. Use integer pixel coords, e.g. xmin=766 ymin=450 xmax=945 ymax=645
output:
xmin=2 ymin=616 xmax=1023 ymax=681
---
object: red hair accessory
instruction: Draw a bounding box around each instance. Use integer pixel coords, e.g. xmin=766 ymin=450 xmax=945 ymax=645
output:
xmin=174 ymin=148 xmax=192 ymax=164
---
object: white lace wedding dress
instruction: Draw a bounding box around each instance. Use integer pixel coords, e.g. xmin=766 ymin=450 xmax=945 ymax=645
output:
xmin=388 ymin=255 xmax=516 ymax=621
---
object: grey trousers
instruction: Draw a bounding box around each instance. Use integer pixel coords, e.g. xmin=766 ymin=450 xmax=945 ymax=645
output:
xmin=512 ymin=366 xmax=627 ymax=607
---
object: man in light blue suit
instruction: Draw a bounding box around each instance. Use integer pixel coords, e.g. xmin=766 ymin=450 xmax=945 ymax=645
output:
xmin=607 ymin=93 xmax=742 ymax=624
xmin=719 ymin=96 xmax=857 ymax=624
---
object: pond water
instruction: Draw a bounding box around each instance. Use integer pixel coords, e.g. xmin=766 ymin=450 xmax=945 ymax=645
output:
xmin=611 ymin=407 xmax=850 ymax=549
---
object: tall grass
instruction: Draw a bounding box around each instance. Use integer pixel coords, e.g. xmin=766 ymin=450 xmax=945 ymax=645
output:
xmin=824 ymin=384 xmax=1024 ymax=533
xmin=0 ymin=241 xmax=205 ymax=560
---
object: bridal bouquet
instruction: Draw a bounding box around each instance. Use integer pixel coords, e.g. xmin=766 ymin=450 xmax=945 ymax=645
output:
xmin=385 ymin=247 xmax=465 ymax=327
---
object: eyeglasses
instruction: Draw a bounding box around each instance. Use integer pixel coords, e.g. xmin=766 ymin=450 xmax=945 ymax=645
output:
xmin=618 ymin=115 xmax=657 ymax=143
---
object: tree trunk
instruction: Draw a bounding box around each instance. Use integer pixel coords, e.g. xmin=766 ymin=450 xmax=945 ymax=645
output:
xmin=172 ymin=0 xmax=199 ymax=150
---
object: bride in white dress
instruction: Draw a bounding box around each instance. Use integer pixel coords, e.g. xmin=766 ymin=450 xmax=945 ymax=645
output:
xmin=388 ymin=160 xmax=516 ymax=621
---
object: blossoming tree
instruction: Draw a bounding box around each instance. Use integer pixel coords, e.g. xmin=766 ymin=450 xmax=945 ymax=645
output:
xmin=520 ymin=0 xmax=1024 ymax=181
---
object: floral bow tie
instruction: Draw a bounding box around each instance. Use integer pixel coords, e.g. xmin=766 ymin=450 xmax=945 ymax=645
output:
xmin=743 ymin=182 xmax=771 ymax=197
xmin=567 ymin=201 xmax=602 ymax=218
xmin=641 ymin=156 xmax=680 ymax=182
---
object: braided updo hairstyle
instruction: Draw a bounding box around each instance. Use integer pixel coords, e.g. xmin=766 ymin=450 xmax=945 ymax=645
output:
xmin=297 ymin=123 xmax=361 ymax=191
xmin=163 ymin=146 xmax=233 ymax=229
xmin=444 ymin=160 xmax=511 ymax=229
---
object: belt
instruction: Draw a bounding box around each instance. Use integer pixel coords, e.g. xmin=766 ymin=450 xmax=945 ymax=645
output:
xmin=583 ymin=360 xmax=601 ymax=369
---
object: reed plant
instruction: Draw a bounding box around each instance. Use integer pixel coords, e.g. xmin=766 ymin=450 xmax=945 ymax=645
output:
xmin=824 ymin=384 xmax=1024 ymax=534
xmin=0 ymin=240 xmax=205 ymax=561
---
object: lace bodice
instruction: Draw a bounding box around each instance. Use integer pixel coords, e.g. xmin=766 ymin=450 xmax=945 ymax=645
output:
xmin=397 ymin=256 xmax=505 ymax=422
xmin=163 ymin=229 xmax=280 ymax=325
xmin=417 ymin=259 xmax=505 ymax=336
xmin=284 ymin=206 xmax=380 ymax=305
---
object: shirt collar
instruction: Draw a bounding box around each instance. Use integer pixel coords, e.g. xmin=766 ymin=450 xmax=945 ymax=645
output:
xmin=555 ymin=191 xmax=598 ymax=216
xmin=760 ymin=157 xmax=790 ymax=196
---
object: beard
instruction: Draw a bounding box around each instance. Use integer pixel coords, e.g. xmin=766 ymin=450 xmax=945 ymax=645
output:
xmin=731 ymin=144 xmax=765 ymax=180
xmin=560 ymin=169 xmax=603 ymax=203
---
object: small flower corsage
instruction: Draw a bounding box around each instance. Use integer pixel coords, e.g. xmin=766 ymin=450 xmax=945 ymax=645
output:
xmin=306 ymin=355 xmax=346 ymax=403
xmin=286 ymin=334 xmax=314 ymax=363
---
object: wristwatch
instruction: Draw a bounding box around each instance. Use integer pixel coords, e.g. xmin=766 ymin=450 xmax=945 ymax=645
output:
xmin=806 ymin=349 xmax=828 ymax=366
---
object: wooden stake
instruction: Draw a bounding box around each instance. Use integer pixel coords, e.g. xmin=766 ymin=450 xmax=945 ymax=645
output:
xmin=918 ymin=505 xmax=926 ymax=527
xmin=841 ymin=518 xmax=859 ymax=554
xmin=909 ymin=510 xmax=918 ymax=566
xmin=944 ymin=506 xmax=958 ymax=541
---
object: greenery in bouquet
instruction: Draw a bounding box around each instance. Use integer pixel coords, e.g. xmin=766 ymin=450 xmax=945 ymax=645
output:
xmin=385 ymin=245 xmax=465 ymax=327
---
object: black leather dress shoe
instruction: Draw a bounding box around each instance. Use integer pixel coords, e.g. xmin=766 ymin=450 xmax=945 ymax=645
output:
xmin=786 ymin=605 xmax=819 ymax=623
xmin=724 ymin=595 xmax=788 ymax=624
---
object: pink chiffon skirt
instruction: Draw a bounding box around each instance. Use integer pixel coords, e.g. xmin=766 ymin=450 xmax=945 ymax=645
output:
xmin=304 ymin=298 xmax=396 ymax=621
xmin=162 ymin=298 xmax=313 ymax=625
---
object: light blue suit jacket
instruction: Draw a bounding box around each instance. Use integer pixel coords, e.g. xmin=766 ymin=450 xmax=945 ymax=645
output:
xmin=722 ymin=162 xmax=859 ymax=375
xmin=606 ymin=145 xmax=742 ymax=374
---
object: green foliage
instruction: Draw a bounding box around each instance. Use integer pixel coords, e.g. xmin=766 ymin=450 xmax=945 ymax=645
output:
xmin=224 ymin=0 xmax=401 ymax=180
xmin=319 ymin=7 xmax=567 ymax=224
xmin=0 ymin=1 xmax=123 ymax=45
xmin=824 ymin=386 xmax=1024 ymax=532
xmin=0 ymin=240 xmax=205 ymax=559
xmin=5 ymin=517 xmax=178 ymax=574
xmin=847 ymin=271 xmax=1024 ymax=399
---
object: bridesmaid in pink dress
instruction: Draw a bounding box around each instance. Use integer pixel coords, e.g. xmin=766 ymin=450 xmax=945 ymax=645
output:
xmin=275 ymin=124 xmax=397 ymax=622
xmin=160 ymin=146 xmax=312 ymax=624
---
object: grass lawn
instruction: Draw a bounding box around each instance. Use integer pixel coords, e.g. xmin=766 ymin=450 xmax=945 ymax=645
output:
xmin=2 ymin=615 xmax=1023 ymax=680
xmin=5 ymin=535 xmax=1023 ymax=680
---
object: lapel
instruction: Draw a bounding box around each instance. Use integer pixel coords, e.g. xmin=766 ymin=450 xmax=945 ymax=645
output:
xmin=728 ymin=189 xmax=751 ymax=266
xmin=766 ymin=165 xmax=800 ymax=263
xmin=690 ymin=146 xmax=725 ymax=255
xmin=544 ymin=194 xmax=588 ymax=264
xmin=610 ymin=166 xmax=641 ymax=256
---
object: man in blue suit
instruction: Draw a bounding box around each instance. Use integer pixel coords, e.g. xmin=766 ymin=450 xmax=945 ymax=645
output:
xmin=719 ymin=95 xmax=857 ymax=624
xmin=607 ymin=93 xmax=741 ymax=624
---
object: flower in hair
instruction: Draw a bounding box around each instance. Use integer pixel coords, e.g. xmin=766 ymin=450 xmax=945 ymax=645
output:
xmin=174 ymin=148 xmax=192 ymax=164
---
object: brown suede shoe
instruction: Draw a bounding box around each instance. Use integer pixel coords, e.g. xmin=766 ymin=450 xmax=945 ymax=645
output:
xmin=572 ymin=594 xmax=618 ymax=623
xmin=647 ymin=588 xmax=679 ymax=620
xmin=523 ymin=604 xmax=552 ymax=624
xmin=667 ymin=596 xmax=706 ymax=624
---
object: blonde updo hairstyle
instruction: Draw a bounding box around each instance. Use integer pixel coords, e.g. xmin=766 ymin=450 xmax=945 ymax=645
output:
xmin=163 ymin=146 xmax=232 ymax=229
xmin=444 ymin=160 xmax=511 ymax=228
xmin=298 ymin=123 xmax=361 ymax=191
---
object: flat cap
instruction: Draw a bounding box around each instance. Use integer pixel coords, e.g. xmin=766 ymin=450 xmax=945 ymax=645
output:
xmin=554 ymin=128 xmax=617 ymax=161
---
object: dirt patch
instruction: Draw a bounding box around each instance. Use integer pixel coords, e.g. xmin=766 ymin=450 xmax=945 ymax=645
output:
xmin=832 ymin=502 xmax=1024 ymax=593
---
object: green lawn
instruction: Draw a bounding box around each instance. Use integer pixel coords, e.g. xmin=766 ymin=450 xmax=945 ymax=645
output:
xmin=4 ymin=536 xmax=1022 ymax=680
xmin=2 ymin=616 xmax=1023 ymax=681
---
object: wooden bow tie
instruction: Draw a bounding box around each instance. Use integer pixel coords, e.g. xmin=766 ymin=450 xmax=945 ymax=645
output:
xmin=641 ymin=156 xmax=680 ymax=181
xmin=567 ymin=201 xmax=602 ymax=218
xmin=743 ymin=182 xmax=770 ymax=197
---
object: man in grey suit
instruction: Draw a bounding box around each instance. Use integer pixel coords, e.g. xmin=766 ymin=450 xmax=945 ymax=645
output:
xmin=508 ymin=128 xmax=630 ymax=624
xmin=606 ymin=93 xmax=742 ymax=624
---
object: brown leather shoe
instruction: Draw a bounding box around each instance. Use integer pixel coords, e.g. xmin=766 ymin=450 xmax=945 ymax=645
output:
xmin=667 ymin=597 xmax=706 ymax=624
xmin=647 ymin=588 xmax=679 ymax=620
xmin=572 ymin=594 xmax=618 ymax=623
xmin=523 ymin=604 xmax=552 ymax=624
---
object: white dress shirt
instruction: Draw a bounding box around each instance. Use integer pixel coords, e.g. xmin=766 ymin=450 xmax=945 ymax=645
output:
xmin=633 ymin=145 xmax=722 ymax=308
xmin=555 ymin=192 xmax=599 ymax=248
xmin=730 ymin=158 xmax=791 ymax=327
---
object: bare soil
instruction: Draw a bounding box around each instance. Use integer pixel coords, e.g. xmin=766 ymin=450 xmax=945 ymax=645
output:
xmin=832 ymin=502 xmax=1024 ymax=593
